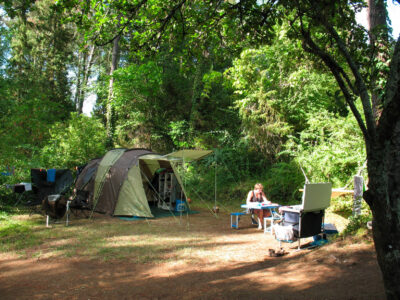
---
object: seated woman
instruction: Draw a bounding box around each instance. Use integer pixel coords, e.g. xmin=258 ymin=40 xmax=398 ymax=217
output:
xmin=246 ymin=183 xmax=272 ymax=230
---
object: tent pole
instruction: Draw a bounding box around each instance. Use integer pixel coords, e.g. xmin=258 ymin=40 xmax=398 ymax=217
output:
xmin=214 ymin=150 xmax=218 ymax=214
xmin=181 ymin=154 xmax=186 ymax=224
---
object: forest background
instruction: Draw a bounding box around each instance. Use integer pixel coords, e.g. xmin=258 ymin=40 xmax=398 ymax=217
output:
xmin=2 ymin=0 xmax=391 ymax=203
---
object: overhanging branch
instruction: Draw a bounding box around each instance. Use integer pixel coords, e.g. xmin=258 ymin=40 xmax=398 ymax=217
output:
xmin=324 ymin=23 xmax=377 ymax=140
xmin=298 ymin=20 xmax=368 ymax=138
xmin=94 ymin=0 xmax=149 ymax=47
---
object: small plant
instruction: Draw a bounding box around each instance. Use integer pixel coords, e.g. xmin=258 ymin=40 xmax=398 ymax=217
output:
xmin=342 ymin=213 xmax=372 ymax=236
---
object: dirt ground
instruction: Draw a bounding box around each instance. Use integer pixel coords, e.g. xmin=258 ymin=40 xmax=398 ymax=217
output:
xmin=0 ymin=209 xmax=385 ymax=300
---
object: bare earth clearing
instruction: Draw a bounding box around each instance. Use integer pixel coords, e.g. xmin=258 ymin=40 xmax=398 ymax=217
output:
xmin=0 ymin=208 xmax=385 ymax=300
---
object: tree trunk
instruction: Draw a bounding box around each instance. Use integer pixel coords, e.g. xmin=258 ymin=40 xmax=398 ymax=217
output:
xmin=367 ymin=0 xmax=389 ymax=120
xmin=363 ymin=37 xmax=400 ymax=299
xmin=74 ymin=51 xmax=83 ymax=112
xmin=77 ymin=45 xmax=95 ymax=114
xmin=106 ymin=35 xmax=121 ymax=148
xmin=367 ymin=0 xmax=387 ymax=41
xmin=364 ymin=132 xmax=400 ymax=299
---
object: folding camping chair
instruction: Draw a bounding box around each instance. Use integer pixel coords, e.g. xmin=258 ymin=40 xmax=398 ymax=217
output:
xmin=30 ymin=168 xmax=75 ymax=224
xmin=274 ymin=182 xmax=332 ymax=250
xmin=68 ymin=190 xmax=91 ymax=218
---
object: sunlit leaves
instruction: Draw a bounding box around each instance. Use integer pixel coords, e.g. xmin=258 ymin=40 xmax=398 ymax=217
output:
xmin=227 ymin=24 xmax=343 ymax=158
xmin=40 ymin=113 xmax=107 ymax=168
xmin=283 ymin=107 xmax=366 ymax=187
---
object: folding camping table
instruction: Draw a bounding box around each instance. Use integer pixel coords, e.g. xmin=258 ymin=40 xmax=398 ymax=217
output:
xmin=238 ymin=203 xmax=280 ymax=231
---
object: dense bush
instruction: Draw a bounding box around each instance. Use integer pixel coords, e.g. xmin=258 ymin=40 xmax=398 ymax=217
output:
xmin=182 ymin=143 xmax=307 ymax=209
xmin=264 ymin=161 xmax=304 ymax=204
xmin=283 ymin=108 xmax=366 ymax=188
xmin=182 ymin=144 xmax=270 ymax=205
xmin=40 ymin=113 xmax=107 ymax=168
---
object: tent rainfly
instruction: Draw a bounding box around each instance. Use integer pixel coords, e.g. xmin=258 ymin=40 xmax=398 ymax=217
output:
xmin=74 ymin=148 xmax=212 ymax=217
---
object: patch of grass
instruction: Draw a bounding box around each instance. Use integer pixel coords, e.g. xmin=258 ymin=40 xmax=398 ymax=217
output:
xmin=341 ymin=214 xmax=372 ymax=237
xmin=330 ymin=195 xmax=370 ymax=218
xmin=1 ymin=204 xmax=372 ymax=264
xmin=0 ymin=211 xmax=44 ymax=251
xmin=330 ymin=196 xmax=352 ymax=217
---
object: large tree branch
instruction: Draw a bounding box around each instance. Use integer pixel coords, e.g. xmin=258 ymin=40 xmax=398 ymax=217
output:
xmin=296 ymin=21 xmax=356 ymax=94
xmin=94 ymin=0 xmax=149 ymax=47
xmin=324 ymin=23 xmax=377 ymax=140
xmin=150 ymin=0 xmax=187 ymax=48
xmin=298 ymin=20 xmax=368 ymax=138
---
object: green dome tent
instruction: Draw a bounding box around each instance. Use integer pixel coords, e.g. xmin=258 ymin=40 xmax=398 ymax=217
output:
xmin=74 ymin=148 xmax=212 ymax=217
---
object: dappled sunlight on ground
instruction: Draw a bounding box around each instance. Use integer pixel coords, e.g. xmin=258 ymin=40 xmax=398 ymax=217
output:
xmin=0 ymin=208 xmax=384 ymax=299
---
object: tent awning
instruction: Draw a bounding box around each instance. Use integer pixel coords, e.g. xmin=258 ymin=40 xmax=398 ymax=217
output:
xmin=163 ymin=150 xmax=213 ymax=162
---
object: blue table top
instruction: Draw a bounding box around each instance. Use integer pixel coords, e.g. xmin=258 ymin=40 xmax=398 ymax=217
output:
xmin=241 ymin=203 xmax=280 ymax=209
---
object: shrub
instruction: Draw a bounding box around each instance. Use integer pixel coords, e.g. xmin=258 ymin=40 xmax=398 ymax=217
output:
xmin=40 ymin=113 xmax=107 ymax=168
xmin=342 ymin=213 xmax=372 ymax=236
xmin=264 ymin=161 xmax=304 ymax=204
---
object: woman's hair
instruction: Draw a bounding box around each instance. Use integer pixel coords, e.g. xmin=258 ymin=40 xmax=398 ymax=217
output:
xmin=254 ymin=183 xmax=263 ymax=190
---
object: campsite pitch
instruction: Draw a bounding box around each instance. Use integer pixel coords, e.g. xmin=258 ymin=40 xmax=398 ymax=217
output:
xmin=0 ymin=208 xmax=385 ymax=299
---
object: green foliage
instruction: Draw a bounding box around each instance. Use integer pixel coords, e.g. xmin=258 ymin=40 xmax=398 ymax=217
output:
xmin=168 ymin=121 xmax=193 ymax=149
xmin=40 ymin=113 xmax=107 ymax=168
xmin=182 ymin=144 xmax=272 ymax=206
xmin=330 ymin=193 xmax=370 ymax=217
xmin=111 ymin=61 xmax=169 ymax=149
xmin=283 ymin=108 xmax=366 ymax=187
xmin=6 ymin=0 xmax=75 ymax=108
xmin=191 ymin=70 xmax=239 ymax=149
xmin=0 ymin=23 xmax=10 ymax=74
xmin=0 ymin=97 xmax=66 ymax=183
xmin=109 ymin=48 xmax=238 ymax=152
xmin=0 ymin=187 xmax=16 ymax=207
xmin=0 ymin=210 xmax=42 ymax=251
xmin=0 ymin=0 xmax=376 ymax=246
xmin=264 ymin=162 xmax=304 ymax=204
xmin=57 ymin=0 xmax=242 ymax=152
xmin=329 ymin=195 xmax=355 ymax=218
xmin=227 ymin=24 xmax=342 ymax=159
xmin=329 ymin=193 xmax=371 ymax=237
xmin=228 ymin=47 xmax=291 ymax=158
xmin=0 ymin=0 xmax=77 ymax=183
xmin=342 ymin=213 xmax=372 ymax=236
